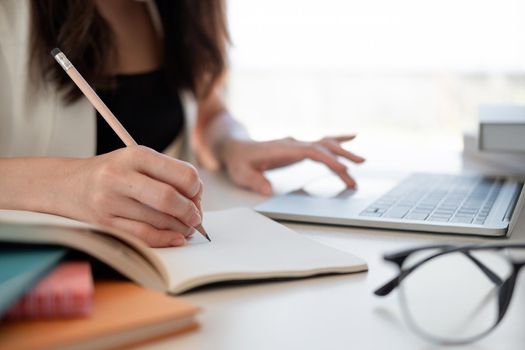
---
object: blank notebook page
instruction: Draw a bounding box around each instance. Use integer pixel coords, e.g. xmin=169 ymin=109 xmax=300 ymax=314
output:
xmin=153 ymin=208 xmax=367 ymax=293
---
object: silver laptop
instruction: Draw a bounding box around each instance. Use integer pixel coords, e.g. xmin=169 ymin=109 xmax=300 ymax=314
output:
xmin=256 ymin=173 xmax=525 ymax=237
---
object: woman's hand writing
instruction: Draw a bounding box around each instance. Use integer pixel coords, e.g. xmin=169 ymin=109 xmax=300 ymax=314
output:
xmin=63 ymin=146 xmax=203 ymax=247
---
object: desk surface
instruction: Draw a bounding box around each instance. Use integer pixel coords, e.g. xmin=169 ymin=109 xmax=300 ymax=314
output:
xmin=142 ymin=154 xmax=525 ymax=350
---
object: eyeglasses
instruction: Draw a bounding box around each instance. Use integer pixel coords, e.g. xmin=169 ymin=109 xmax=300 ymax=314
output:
xmin=374 ymin=243 xmax=525 ymax=345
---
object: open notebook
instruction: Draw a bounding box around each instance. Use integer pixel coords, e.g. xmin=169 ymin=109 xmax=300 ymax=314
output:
xmin=0 ymin=208 xmax=367 ymax=294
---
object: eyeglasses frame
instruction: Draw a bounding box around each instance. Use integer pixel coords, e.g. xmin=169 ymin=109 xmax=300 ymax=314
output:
xmin=374 ymin=242 xmax=525 ymax=345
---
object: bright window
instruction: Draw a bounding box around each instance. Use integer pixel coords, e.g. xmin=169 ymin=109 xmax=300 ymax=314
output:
xmin=226 ymin=0 xmax=525 ymax=154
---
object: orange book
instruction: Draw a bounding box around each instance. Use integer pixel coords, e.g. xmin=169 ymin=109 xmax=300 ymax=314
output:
xmin=0 ymin=281 xmax=199 ymax=350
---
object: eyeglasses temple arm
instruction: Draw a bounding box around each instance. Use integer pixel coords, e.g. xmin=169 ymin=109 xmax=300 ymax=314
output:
xmin=374 ymin=277 xmax=399 ymax=296
xmin=374 ymin=271 xmax=409 ymax=296
xmin=373 ymin=246 xmax=452 ymax=297
xmin=374 ymin=248 xmax=503 ymax=297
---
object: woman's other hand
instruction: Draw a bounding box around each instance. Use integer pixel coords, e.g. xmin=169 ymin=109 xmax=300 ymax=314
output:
xmin=65 ymin=146 xmax=203 ymax=247
xmin=219 ymin=135 xmax=365 ymax=195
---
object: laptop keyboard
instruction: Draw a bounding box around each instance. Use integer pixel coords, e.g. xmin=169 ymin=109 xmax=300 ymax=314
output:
xmin=360 ymin=174 xmax=503 ymax=225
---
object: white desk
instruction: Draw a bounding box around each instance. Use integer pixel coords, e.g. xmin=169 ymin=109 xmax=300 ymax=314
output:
xmin=143 ymin=153 xmax=525 ymax=350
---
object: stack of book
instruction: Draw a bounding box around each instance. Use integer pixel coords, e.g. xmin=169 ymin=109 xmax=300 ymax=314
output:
xmin=0 ymin=246 xmax=199 ymax=350
xmin=0 ymin=207 xmax=367 ymax=349
xmin=3 ymin=257 xmax=93 ymax=320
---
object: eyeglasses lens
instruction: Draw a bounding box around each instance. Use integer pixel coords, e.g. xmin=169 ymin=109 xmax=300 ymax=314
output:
xmin=398 ymin=249 xmax=513 ymax=344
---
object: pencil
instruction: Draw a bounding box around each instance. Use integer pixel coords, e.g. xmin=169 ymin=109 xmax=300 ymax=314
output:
xmin=51 ymin=48 xmax=210 ymax=242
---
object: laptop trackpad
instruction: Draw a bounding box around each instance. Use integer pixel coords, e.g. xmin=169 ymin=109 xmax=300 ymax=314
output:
xmin=301 ymin=175 xmax=397 ymax=200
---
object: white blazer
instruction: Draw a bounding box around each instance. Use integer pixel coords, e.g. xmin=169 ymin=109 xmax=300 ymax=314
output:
xmin=0 ymin=0 xmax=195 ymax=159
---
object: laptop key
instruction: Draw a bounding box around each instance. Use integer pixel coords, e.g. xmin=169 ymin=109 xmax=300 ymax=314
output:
xmin=451 ymin=216 xmax=473 ymax=224
xmin=454 ymin=213 xmax=475 ymax=218
xmin=364 ymin=207 xmax=382 ymax=213
xmin=412 ymin=210 xmax=432 ymax=216
xmin=434 ymin=210 xmax=455 ymax=215
xmin=384 ymin=208 xmax=409 ymax=218
xmin=428 ymin=216 xmax=450 ymax=222
xmin=429 ymin=213 xmax=452 ymax=220
xmin=361 ymin=212 xmax=383 ymax=217
xmin=406 ymin=212 xmax=429 ymax=220
xmin=415 ymin=206 xmax=435 ymax=211
xmin=458 ymin=209 xmax=478 ymax=214
xmin=359 ymin=174 xmax=503 ymax=227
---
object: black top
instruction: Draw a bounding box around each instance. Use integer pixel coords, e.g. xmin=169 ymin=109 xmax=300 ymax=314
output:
xmin=95 ymin=69 xmax=185 ymax=155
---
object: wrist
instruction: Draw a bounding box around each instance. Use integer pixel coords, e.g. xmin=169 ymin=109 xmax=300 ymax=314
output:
xmin=214 ymin=136 xmax=236 ymax=167
xmin=39 ymin=158 xmax=85 ymax=218
xmin=0 ymin=157 xmax=82 ymax=218
xmin=215 ymin=137 xmax=253 ymax=168
xmin=198 ymin=111 xmax=251 ymax=170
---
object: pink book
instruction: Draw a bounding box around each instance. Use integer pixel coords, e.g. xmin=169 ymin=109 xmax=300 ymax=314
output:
xmin=5 ymin=262 xmax=93 ymax=319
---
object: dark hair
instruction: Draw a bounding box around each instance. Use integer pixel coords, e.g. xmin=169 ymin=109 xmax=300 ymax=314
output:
xmin=30 ymin=0 xmax=229 ymax=103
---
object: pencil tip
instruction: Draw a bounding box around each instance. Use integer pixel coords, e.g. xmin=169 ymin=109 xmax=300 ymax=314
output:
xmin=196 ymin=224 xmax=211 ymax=242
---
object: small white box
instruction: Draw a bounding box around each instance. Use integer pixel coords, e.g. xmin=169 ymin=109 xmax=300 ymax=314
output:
xmin=479 ymin=105 xmax=525 ymax=153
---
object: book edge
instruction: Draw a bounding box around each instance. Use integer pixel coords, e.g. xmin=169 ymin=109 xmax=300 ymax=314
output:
xmin=170 ymin=262 xmax=368 ymax=294
xmin=0 ymin=223 xmax=168 ymax=292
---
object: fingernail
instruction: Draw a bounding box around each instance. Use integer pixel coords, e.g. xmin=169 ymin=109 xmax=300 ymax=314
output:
xmin=197 ymin=198 xmax=203 ymax=211
xmin=187 ymin=228 xmax=196 ymax=238
xmin=171 ymin=236 xmax=186 ymax=247
xmin=190 ymin=211 xmax=202 ymax=227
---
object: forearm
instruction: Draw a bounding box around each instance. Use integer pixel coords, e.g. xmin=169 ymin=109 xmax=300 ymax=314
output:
xmin=0 ymin=148 xmax=205 ymax=247
xmin=194 ymin=90 xmax=251 ymax=170
xmin=201 ymin=111 xmax=250 ymax=164
xmin=0 ymin=157 xmax=78 ymax=215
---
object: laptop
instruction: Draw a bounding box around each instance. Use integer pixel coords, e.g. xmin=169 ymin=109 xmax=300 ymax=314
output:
xmin=256 ymin=172 xmax=525 ymax=237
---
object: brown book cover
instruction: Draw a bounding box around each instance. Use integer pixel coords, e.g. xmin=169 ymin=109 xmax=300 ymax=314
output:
xmin=0 ymin=281 xmax=199 ymax=350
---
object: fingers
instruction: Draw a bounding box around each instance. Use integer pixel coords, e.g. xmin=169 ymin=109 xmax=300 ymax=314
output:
xmin=318 ymin=138 xmax=365 ymax=163
xmin=239 ymin=137 xmax=360 ymax=190
xmin=130 ymin=146 xmax=202 ymax=199
xmin=85 ymin=147 xmax=205 ymax=246
xmin=230 ymin=166 xmax=273 ymax=196
xmin=109 ymin=196 xmax=195 ymax=238
xmin=332 ymin=134 xmax=357 ymax=143
xmin=303 ymin=145 xmax=357 ymax=188
xmin=109 ymin=217 xmax=187 ymax=248
xmin=192 ymin=180 xmax=204 ymax=219
xmin=121 ymin=172 xmax=202 ymax=228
